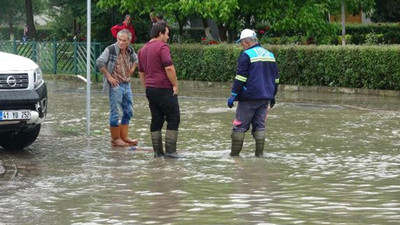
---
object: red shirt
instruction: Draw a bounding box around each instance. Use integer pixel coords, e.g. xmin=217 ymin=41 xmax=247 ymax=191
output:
xmin=111 ymin=22 xmax=136 ymax=43
xmin=138 ymin=40 xmax=174 ymax=89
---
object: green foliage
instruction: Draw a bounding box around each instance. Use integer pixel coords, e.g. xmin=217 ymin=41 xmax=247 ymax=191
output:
xmin=383 ymin=31 xmax=400 ymax=44
xmin=343 ymin=23 xmax=400 ymax=35
xmin=165 ymin=44 xmax=241 ymax=81
xmin=96 ymin=0 xmax=377 ymax=43
xmin=270 ymin=45 xmax=400 ymax=90
xmin=0 ymin=26 xmax=50 ymax=41
xmin=334 ymin=23 xmax=400 ymax=44
xmin=169 ymin=28 xmax=205 ymax=43
xmin=364 ymin=32 xmax=383 ymax=44
xmin=371 ymin=0 xmax=400 ymax=22
xmin=350 ymin=33 xmax=365 ymax=44
xmin=141 ymin=44 xmax=400 ymax=90
xmin=0 ymin=0 xmax=25 ymax=27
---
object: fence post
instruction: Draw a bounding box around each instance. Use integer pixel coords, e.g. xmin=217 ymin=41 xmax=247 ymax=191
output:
xmin=32 ymin=39 xmax=37 ymax=62
xmin=74 ymin=41 xmax=78 ymax=75
xmin=53 ymin=39 xmax=57 ymax=74
xmin=93 ymin=41 xmax=98 ymax=81
xmin=13 ymin=39 xmax=17 ymax=54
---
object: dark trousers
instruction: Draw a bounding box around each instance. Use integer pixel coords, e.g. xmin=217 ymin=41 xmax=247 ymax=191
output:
xmin=146 ymin=87 xmax=180 ymax=132
xmin=232 ymin=99 xmax=269 ymax=133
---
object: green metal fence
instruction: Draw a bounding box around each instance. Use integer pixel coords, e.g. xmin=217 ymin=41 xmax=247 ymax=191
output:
xmin=0 ymin=40 xmax=109 ymax=81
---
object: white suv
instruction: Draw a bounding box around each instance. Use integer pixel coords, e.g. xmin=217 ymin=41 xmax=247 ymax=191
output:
xmin=0 ymin=52 xmax=47 ymax=149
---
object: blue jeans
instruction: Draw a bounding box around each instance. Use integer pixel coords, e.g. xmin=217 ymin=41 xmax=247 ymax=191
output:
xmin=109 ymin=82 xmax=133 ymax=127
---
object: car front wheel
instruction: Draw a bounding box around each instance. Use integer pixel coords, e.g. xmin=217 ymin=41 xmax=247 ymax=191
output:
xmin=0 ymin=125 xmax=41 ymax=150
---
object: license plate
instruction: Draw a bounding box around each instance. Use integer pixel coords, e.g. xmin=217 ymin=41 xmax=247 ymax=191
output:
xmin=0 ymin=110 xmax=31 ymax=121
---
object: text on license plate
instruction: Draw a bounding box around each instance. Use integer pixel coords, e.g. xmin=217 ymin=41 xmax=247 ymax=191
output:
xmin=0 ymin=110 xmax=31 ymax=121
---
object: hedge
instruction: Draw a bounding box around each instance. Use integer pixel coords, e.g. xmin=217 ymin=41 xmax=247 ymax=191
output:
xmin=159 ymin=44 xmax=400 ymax=90
xmin=342 ymin=23 xmax=400 ymax=35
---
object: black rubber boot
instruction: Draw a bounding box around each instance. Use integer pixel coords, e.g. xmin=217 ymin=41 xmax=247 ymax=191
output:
xmin=253 ymin=130 xmax=265 ymax=157
xmin=151 ymin=131 xmax=164 ymax=157
xmin=165 ymin=130 xmax=179 ymax=158
xmin=230 ymin=132 xmax=245 ymax=156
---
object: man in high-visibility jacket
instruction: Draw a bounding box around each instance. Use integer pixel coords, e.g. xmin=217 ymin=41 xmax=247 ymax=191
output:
xmin=227 ymin=29 xmax=279 ymax=157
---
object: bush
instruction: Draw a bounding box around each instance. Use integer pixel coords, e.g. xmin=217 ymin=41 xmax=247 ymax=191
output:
xmin=154 ymin=44 xmax=400 ymax=90
xmin=351 ymin=34 xmax=365 ymax=45
xmin=383 ymin=31 xmax=400 ymax=44
xmin=337 ymin=34 xmax=352 ymax=45
xmin=167 ymin=43 xmax=240 ymax=81
xmin=341 ymin=23 xmax=400 ymax=35
xmin=365 ymin=33 xmax=384 ymax=45
xmin=169 ymin=28 xmax=205 ymax=43
xmin=270 ymin=45 xmax=400 ymax=90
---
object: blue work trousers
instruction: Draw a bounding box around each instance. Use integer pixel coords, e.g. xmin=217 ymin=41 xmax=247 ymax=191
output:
xmin=232 ymin=99 xmax=269 ymax=133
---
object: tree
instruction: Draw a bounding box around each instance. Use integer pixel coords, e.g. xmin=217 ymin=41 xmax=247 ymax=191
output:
xmin=248 ymin=0 xmax=374 ymax=44
xmin=180 ymin=0 xmax=239 ymax=42
xmin=371 ymin=0 xmax=400 ymax=22
xmin=328 ymin=0 xmax=375 ymax=45
xmin=237 ymin=1 xmax=338 ymax=44
xmin=0 ymin=0 xmax=25 ymax=40
xmin=46 ymin=0 xmax=87 ymax=40
xmin=97 ymin=0 xmax=191 ymax=42
xmin=96 ymin=0 xmax=376 ymax=44
xmin=24 ymin=0 xmax=36 ymax=39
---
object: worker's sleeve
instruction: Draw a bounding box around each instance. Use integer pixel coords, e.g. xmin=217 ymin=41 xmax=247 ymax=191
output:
xmin=230 ymin=52 xmax=250 ymax=97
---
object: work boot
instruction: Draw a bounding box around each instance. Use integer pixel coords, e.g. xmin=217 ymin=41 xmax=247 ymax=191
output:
xmin=230 ymin=132 xmax=245 ymax=156
xmin=110 ymin=126 xmax=129 ymax=147
xmin=120 ymin=124 xmax=139 ymax=146
xmin=165 ymin=130 xmax=179 ymax=158
xmin=253 ymin=130 xmax=265 ymax=157
xmin=151 ymin=131 xmax=164 ymax=157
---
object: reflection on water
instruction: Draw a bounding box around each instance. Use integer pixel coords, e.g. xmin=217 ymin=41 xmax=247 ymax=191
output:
xmin=0 ymin=79 xmax=399 ymax=224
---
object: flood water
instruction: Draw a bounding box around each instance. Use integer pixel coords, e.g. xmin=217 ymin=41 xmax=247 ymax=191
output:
xmin=1 ymin=79 xmax=399 ymax=224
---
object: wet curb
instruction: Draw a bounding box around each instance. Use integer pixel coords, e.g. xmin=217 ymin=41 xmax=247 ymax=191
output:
xmin=44 ymin=74 xmax=400 ymax=97
xmin=281 ymin=85 xmax=400 ymax=97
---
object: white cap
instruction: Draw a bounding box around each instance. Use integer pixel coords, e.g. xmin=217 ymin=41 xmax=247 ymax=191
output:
xmin=236 ymin=29 xmax=257 ymax=43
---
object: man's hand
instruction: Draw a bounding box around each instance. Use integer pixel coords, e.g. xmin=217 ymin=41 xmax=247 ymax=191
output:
xmin=173 ymin=85 xmax=178 ymax=96
xmin=227 ymin=96 xmax=236 ymax=108
xmin=107 ymin=76 xmax=119 ymax=87
xmin=269 ymin=98 xmax=276 ymax=108
xmin=129 ymin=63 xmax=137 ymax=75
xmin=100 ymin=67 xmax=119 ymax=87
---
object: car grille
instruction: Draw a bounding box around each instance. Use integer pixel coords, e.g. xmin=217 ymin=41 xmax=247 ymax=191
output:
xmin=0 ymin=73 xmax=29 ymax=89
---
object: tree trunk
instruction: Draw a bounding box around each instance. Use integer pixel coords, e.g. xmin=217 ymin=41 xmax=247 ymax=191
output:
xmin=217 ymin=24 xmax=227 ymax=42
xmin=228 ymin=29 xmax=235 ymax=43
xmin=7 ymin=14 xmax=15 ymax=41
xmin=201 ymin=18 xmax=213 ymax=40
xmin=73 ymin=18 xmax=77 ymax=37
xmin=178 ymin=23 xmax=184 ymax=43
xmin=173 ymin=11 xmax=186 ymax=43
xmin=24 ymin=0 xmax=37 ymax=40
xmin=8 ymin=22 xmax=15 ymax=41
xmin=341 ymin=0 xmax=346 ymax=46
xmin=244 ymin=14 xmax=251 ymax=29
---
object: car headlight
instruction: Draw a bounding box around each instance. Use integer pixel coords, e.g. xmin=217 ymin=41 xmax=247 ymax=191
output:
xmin=34 ymin=67 xmax=43 ymax=87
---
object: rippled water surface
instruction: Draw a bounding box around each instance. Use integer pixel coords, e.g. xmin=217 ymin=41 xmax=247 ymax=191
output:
xmin=1 ymin=79 xmax=399 ymax=224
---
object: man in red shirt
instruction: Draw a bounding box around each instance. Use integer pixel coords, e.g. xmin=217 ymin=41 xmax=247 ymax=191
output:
xmin=111 ymin=14 xmax=137 ymax=43
xmin=138 ymin=21 xmax=180 ymax=158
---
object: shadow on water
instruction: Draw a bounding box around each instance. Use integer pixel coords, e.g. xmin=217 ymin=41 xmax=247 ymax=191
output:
xmin=0 ymin=78 xmax=399 ymax=224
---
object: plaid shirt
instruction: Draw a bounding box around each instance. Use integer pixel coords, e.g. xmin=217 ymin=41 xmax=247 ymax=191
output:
xmin=96 ymin=42 xmax=138 ymax=95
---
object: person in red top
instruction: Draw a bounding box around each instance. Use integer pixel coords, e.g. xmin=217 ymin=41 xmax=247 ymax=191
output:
xmin=138 ymin=21 xmax=180 ymax=158
xmin=111 ymin=14 xmax=136 ymax=43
